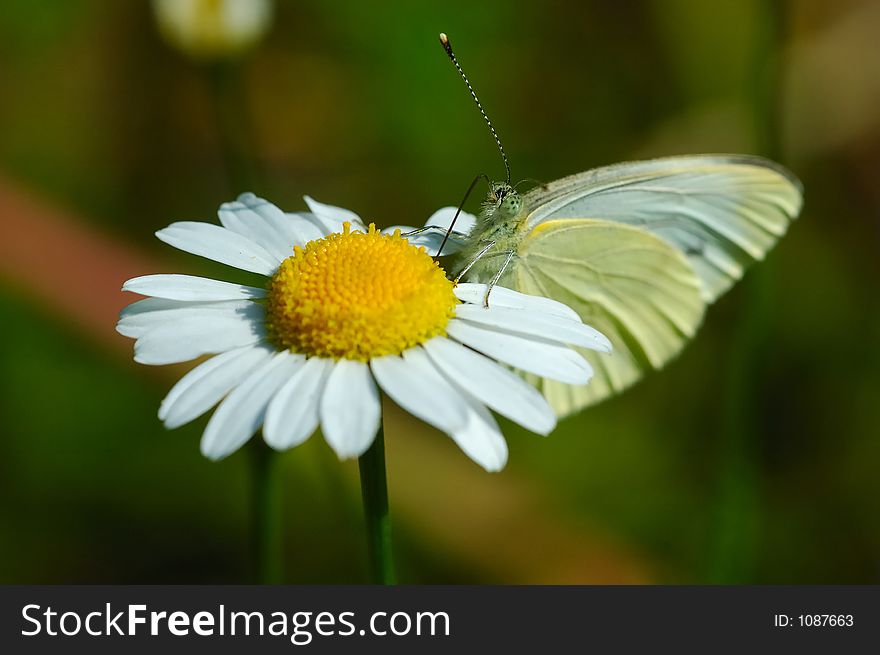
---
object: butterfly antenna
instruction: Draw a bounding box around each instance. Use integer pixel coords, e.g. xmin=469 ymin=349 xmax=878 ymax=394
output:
xmin=513 ymin=177 xmax=544 ymax=191
xmin=436 ymin=173 xmax=489 ymax=259
xmin=439 ymin=32 xmax=511 ymax=185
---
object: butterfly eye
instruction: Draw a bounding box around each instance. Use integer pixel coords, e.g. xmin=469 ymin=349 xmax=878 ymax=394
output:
xmin=499 ymin=192 xmax=522 ymax=218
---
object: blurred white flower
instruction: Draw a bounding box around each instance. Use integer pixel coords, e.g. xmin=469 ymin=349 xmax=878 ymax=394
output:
xmin=118 ymin=194 xmax=610 ymax=471
xmin=152 ymin=0 xmax=273 ymax=60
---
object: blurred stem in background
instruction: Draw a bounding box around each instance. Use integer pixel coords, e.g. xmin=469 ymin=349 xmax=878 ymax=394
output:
xmin=707 ymin=0 xmax=787 ymax=583
xmin=205 ymin=61 xmax=258 ymax=193
xmin=204 ymin=59 xmax=278 ymax=582
xmin=358 ymin=425 xmax=396 ymax=584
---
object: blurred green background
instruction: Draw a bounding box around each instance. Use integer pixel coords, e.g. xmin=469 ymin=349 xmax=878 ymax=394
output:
xmin=1 ymin=0 xmax=878 ymax=584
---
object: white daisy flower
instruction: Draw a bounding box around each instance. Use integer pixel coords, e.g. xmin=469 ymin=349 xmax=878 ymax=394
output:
xmin=117 ymin=193 xmax=611 ymax=472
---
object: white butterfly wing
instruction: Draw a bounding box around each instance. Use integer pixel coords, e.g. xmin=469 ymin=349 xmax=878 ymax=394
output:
xmin=496 ymin=219 xmax=706 ymax=416
xmin=521 ymin=155 xmax=803 ymax=302
xmin=479 ymin=154 xmax=803 ymax=415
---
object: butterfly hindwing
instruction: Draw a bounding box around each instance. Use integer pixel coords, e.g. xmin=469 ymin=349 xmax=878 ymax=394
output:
xmin=499 ymin=219 xmax=706 ymax=416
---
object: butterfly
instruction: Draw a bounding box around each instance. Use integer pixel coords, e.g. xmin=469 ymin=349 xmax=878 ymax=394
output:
xmin=431 ymin=34 xmax=804 ymax=418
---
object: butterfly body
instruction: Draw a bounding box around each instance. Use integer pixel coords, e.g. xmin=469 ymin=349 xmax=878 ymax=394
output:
xmin=455 ymin=182 xmax=527 ymax=285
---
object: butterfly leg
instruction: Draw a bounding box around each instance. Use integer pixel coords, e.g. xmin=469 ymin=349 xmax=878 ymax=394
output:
xmin=400 ymin=226 xmax=469 ymax=255
xmin=483 ymin=250 xmax=515 ymax=307
xmin=400 ymin=225 xmax=438 ymax=237
xmin=454 ymin=241 xmax=496 ymax=282
xmin=453 ymin=242 xmax=515 ymax=307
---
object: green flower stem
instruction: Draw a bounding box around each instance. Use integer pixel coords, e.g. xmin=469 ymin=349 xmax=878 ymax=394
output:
xmin=203 ymin=59 xmax=277 ymax=584
xmin=250 ymin=439 xmax=283 ymax=584
xmin=358 ymin=424 xmax=396 ymax=584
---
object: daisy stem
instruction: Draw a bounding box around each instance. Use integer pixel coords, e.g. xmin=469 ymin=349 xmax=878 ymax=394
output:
xmin=358 ymin=424 xmax=396 ymax=584
xmin=250 ymin=439 xmax=283 ymax=584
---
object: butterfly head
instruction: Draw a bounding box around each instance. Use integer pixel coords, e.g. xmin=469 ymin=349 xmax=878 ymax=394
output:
xmin=488 ymin=182 xmax=523 ymax=220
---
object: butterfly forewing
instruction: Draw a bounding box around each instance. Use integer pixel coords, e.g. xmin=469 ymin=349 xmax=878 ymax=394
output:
xmin=521 ymin=155 xmax=803 ymax=302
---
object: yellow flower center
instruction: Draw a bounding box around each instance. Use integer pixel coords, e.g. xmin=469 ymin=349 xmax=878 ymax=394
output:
xmin=265 ymin=223 xmax=458 ymax=361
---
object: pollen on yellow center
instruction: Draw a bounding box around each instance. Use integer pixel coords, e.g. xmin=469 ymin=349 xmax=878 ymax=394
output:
xmin=265 ymin=223 xmax=458 ymax=361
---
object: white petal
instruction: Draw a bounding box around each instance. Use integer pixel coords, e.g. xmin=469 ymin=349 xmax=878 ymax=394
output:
xmin=118 ymin=299 xmax=261 ymax=339
xmin=218 ymin=200 xmax=297 ymax=263
xmin=303 ymin=196 xmax=365 ymax=232
xmin=423 ymin=206 xmax=477 ymax=234
xmin=133 ymin=306 xmax=265 ymax=365
xmin=200 ymin=351 xmax=304 ymax=460
xmin=446 ymin=319 xmax=593 ymax=384
xmin=155 ymin=221 xmax=278 ymax=275
xmin=123 ymin=274 xmax=266 ymax=302
xmin=219 ymin=193 xmax=324 ymax=260
xmin=263 ymin=356 xmax=333 ymax=450
xmin=159 ymin=345 xmax=273 ymax=429
xmin=382 ymin=225 xmax=469 ymax=256
xmin=235 ymin=193 xmax=325 ymax=245
xmin=370 ymin=348 xmax=470 ymax=435
xmin=284 ymin=211 xmax=345 ymax=239
xmin=117 ymin=297 xmax=192 ymax=330
xmin=455 ymin=305 xmax=612 ymax=352
xmin=319 ymin=359 xmax=381 ymax=459
xmin=423 ymin=336 xmax=556 ymax=435
xmin=381 ymin=204 xmax=477 ymax=256
xmin=455 ymin=283 xmax=581 ymax=322
xmin=451 ymin=395 xmax=508 ymax=472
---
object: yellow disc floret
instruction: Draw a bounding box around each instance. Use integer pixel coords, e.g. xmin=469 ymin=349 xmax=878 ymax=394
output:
xmin=265 ymin=223 xmax=458 ymax=361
